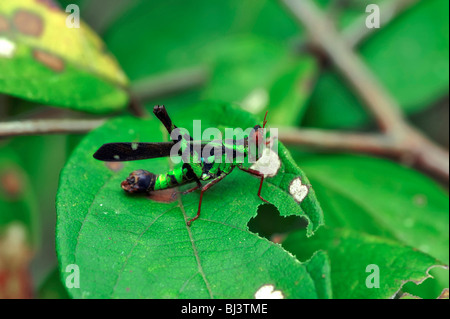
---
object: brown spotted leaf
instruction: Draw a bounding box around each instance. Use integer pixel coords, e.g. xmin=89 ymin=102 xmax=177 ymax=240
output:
xmin=0 ymin=0 xmax=129 ymax=113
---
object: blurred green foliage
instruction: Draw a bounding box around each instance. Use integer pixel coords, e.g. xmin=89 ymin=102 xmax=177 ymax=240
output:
xmin=0 ymin=0 xmax=448 ymax=299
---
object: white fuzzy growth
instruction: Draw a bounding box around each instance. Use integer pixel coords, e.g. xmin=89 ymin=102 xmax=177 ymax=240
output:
xmin=241 ymin=88 xmax=269 ymax=114
xmin=289 ymin=177 xmax=309 ymax=203
xmin=254 ymin=284 xmax=284 ymax=299
xmin=250 ymin=148 xmax=281 ymax=177
xmin=0 ymin=37 xmax=16 ymax=58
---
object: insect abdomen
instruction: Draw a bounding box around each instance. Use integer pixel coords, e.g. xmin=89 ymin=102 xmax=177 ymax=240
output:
xmin=121 ymin=169 xmax=157 ymax=193
xmin=154 ymin=166 xmax=189 ymax=191
xmin=122 ymin=166 xmax=194 ymax=194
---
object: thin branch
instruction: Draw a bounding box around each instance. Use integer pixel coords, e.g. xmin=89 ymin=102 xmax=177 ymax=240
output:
xmin=130 ymin=66 xmax=209 ymax=103
xmin=278 ymin=127 xmax=449 ymax=181
xmin=278 ymin=128 xmax=404 ymax=155
xmin=281 ymin=0 xmax=449 ymax=181
xmin=0 ymin=119 xmax=106 ymax=137
xmin=282 ymin=0 xmax=404 ymax=134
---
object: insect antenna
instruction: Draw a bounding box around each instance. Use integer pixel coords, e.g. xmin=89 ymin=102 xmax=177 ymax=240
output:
xmin=262 ymin=111 xmax=271 ymax=146
xmin=263 ymin=111 xmax=268 ymax=129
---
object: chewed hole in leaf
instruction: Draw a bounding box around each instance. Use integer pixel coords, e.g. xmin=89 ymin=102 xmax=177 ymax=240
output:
xmin=248 ymin=204 xmax=307 ymax=241
xmin=400 ymin=266 xmax=450 ymax=299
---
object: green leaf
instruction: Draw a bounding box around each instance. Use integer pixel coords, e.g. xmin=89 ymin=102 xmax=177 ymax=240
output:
xmin=0 ymin=0 xmax=129 ymax=113
xmin=282 ymin=227 xmax=447 ymax=299
xmin=295 ymin=154 xmax=449 ymax=264
xmin=303 ymin=0 xmax=449 ymax=129
xmin=304 ymin=250 xmax=333 ymax=299
xmin=56 ymin=102 xmax=325 ymax=298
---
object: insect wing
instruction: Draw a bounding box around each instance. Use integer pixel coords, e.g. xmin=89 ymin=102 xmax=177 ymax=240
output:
xmin=93 ymin=142 xmax=213 ymax=162
xmin=93 ymin=142 xmax=175 ymax=162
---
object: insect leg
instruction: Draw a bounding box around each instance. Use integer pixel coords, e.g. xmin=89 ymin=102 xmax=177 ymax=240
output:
xmin=187 ymin=174 xmax=227 ymax=226
xmin=182 ymin=179 xmax=202 ymax=195
xmin=238 ymin=167 xmax=269 ymax=203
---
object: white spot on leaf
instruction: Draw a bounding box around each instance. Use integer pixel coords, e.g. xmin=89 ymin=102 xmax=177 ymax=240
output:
xmin=250 ymin=148 xmax=281 ymax=177
xmin=289 ymin=177 xmax=309 ymax=203
xmin=0 ymin=37 xmax=16 ymax=58
xmin=254 ymin=284 xmax=284 ymax=299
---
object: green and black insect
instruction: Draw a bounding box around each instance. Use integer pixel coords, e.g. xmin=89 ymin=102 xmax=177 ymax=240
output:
xmin=93 ymin=105 xmax=272 ymax=226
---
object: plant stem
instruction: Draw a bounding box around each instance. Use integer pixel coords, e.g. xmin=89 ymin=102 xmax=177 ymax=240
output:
xmin=278 ymin=127 xmax=449 ymax=181
xmin=130 ymin=66 xmax=209 ymax=103
xmin=283 ymin=0 xmax=404 ymax=133
xmin=0 ymin=119 xmax=106 ymax=137
xmin=279 ymin=128 xmax=403 ymax=155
